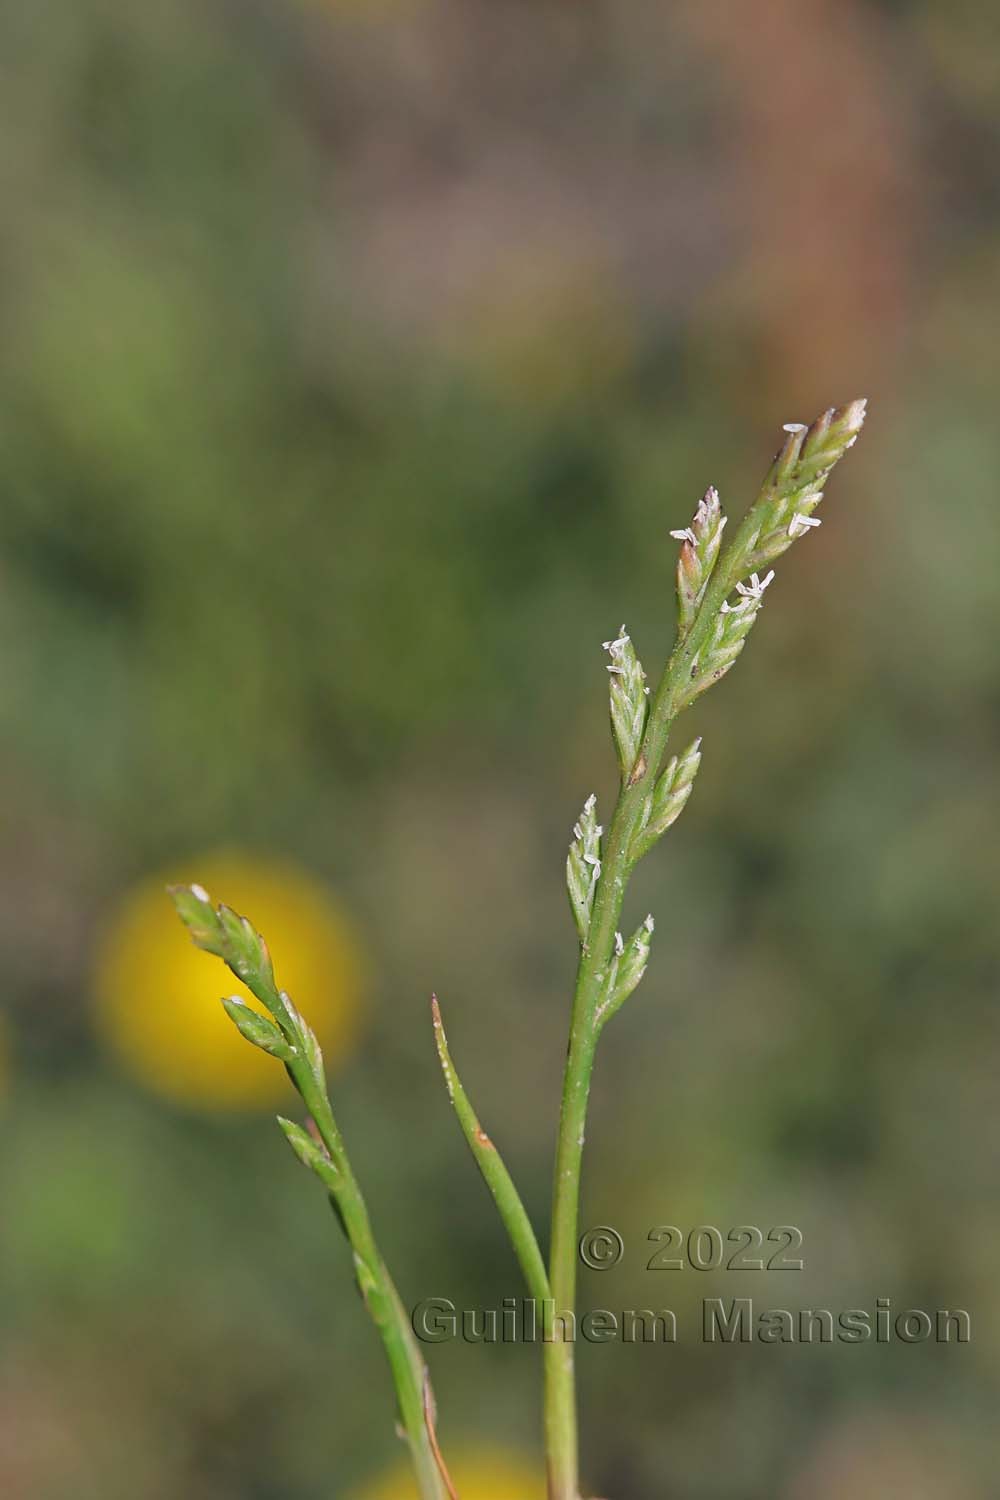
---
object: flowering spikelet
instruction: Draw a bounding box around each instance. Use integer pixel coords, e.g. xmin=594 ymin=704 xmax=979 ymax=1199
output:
xmin=673 ymin=486 xmax=727 ymax=637
xmin=603 ymin=625 xmax=648 ymax=782
xmin=170 ymin=883 xmax=284 ymax=1021
xmin=599 ymin=914 xmax=654 ymax=1025
xmin=679 ymin=570 xmax=774 ymax=707
xmin=566 ymin=794 xmax=602 ymax=944
xmin=221 ymin=996 xmax=296 ymax=1062
xmin=747 ymin=399 xmax=867 ymax=567
xmin=631 ymin=737 xmax=702 ymax=862
xmin=277 ymin=1116 xmax=340 ymax=1189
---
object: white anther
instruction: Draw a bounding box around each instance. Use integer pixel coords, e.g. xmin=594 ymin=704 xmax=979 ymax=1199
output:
xmin=736 ymin=570 xmax=775 ymax=603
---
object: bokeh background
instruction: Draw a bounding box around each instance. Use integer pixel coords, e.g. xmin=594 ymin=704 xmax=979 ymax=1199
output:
xmin=1 ymin=2 xmax=998 ymax=1496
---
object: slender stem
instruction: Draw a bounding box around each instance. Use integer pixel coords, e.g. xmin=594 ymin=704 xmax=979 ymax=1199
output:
xmin=171 ymin=887 xmax=453 ymax=1500
xmin=294 ymin=1064 xmax=449 ymax=1500
xmin=544 ymin=565 xmax=746 ymax=1499
xmin=544 ymin=775 xmax=647 ymax=1498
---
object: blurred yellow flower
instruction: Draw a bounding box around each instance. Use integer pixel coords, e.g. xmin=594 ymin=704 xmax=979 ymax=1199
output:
xmin=94 ymin=851 xmax=365 ymax=1110
xmin=351 ymin=1449 xmax=545 ymax=1500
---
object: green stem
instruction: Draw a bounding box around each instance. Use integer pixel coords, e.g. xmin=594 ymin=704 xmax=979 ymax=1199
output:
xmin=544 ymin=776 xmax=647 ymax=1499
xmin=294 ymin=1064 xmax=449 ymax=1500
xmin=543 ymin=553 xmax=755 ymax=1500
xmin=171 ymin=888 xmax=453 ymax=1500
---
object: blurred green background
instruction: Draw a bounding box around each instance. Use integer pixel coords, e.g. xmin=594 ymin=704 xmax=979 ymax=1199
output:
xmin=1 ymin=1 xmax=998 ymax=1496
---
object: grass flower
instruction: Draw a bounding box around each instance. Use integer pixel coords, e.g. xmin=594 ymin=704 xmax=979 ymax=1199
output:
xmin=95 ymin=851 xmax=365 ymax=1110
xmin=169 ymin=401 xmax=866 ymax=1498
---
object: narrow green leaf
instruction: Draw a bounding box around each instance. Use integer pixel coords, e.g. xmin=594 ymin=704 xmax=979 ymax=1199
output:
xmin=431 ymin=996 xmax=550 ymax=1304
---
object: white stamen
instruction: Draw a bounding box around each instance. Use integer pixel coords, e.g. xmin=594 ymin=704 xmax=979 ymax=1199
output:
xmin=670 ymin=527 xmax=697 ymax=544
xmin=644 ymin=914 xmax=655 ymax=933
xmin=788 ymin=513 xmax=822 ymax=538
xmin=602 ymin=625 xmax=630 ymax=654
xmin=783 ymin=422 xmax=806 ymax=433
xmin=190 ymin=883 xmax=210 ymax=903
xmin=614 ymin=931 xmax=625 ymax=956
xmin=735 ymin=571 xmax=775 ymax=604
